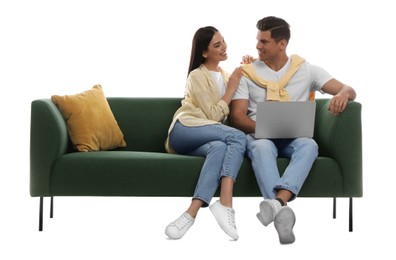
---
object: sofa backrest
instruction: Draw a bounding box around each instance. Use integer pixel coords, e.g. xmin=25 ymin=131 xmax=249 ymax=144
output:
xmin=107 ymin=97 xmax=337 ymax=154
xmin=107 ymin=97 xmax=182 ymax=153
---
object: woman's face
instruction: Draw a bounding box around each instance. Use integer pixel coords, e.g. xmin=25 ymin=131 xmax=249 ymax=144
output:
xmin=203 ymin=31 xmax=228 ymax=63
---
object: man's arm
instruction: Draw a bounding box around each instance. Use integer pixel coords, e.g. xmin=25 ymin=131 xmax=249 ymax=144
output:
xmin=321 ymin=79 xmax=357 ymax=115
xmin=229 ymin=99 xmax=256 ymax=134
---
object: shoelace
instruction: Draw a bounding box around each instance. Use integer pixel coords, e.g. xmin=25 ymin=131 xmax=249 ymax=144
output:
xmin=227 ymin=209 xmax=237 ymax=229
xmin=172 ymin=214 xmax=192 ymax=230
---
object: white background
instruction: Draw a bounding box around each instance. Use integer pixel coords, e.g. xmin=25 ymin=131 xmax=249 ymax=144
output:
xmin=1 ymin=0 xmax=395 ymax=259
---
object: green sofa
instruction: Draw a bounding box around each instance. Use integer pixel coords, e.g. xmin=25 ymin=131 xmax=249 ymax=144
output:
xmin=30 ymin=97 xmax=362 ymax=231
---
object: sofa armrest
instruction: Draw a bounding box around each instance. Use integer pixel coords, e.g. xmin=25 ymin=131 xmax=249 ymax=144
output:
xmin=314 ymin=98 xmax=363 ymax=197
xmin=30 ymin=99 xmax=69 ymax=196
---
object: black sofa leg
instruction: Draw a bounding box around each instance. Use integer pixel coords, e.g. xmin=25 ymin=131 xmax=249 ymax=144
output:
xmin=349 ymin=197 xmax=353 ymax=232
xmin=38 ymin=196 xmax=54 ymax=231
xmin=39 ymin=196 xmax=43 ymax=231
xmin=333 ymin=197 xmax=353 ymax=232
xmin=333 ymin=197 xmax=336 ymax=219
xmin=50 ymin=196 xmax=54 ymax=218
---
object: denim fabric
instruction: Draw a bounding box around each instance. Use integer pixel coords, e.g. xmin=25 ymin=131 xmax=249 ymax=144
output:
xmin=169 ymin=121 xmax=247 ymax=207
xmin=246 ymin=135 xmax=318 ymax=201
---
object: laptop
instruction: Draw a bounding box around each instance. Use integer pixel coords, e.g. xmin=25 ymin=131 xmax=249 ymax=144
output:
xmin=254 ymin=101 xmax=316 ymax=139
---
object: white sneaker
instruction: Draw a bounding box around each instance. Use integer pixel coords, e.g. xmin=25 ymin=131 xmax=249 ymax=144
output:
xmin=256 ymin=199 xmax=282 ymax=226
xmin=209 ymin=200 xmax=239 ymax=240
xmin=274 ymin=206 xmax=296 ymax=244
xmin=165 ymin=212 xmax=195 ymax=239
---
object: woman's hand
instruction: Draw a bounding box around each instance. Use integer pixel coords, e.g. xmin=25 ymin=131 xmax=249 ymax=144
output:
xmin=241 ymin=55 xmax=256 ymax=64
xmin=222 ymin=66 xmax=243 ymax=105
xmin=227 ymin=66 xmax=244 ymax=93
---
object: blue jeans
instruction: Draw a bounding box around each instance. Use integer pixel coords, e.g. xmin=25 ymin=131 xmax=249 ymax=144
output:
xmin=169 ymin=121 xmax=247 ymax=207
xmin=246 ymin=135 xmax=318 ymax=201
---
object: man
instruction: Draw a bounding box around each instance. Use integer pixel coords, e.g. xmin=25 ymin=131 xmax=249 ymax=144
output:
xmin=230 ymin=16 xmax=356 ymax=244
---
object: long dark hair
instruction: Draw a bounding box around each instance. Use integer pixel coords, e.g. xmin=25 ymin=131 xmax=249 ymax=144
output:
xmin=187 ymin=26 xmax=218 ymax=76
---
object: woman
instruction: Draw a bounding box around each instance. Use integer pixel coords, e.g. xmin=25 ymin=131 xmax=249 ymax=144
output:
xmin=164 ymin=26 xmax=247 ymax=240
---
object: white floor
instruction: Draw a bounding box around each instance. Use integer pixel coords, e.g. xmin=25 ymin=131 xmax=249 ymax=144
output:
xmin=2 ymin=191 xmax=393 ymax=260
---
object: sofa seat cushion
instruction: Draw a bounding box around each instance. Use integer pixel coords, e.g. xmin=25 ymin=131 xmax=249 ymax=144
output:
xmin=50 ymin=152 xmax=342 ymax=197
xmin=231 ymin=157 xmax=343 ymax=197
xmin=51 ymin=151 xmax=205 ymax=196
xmin=297 ymin=157 xmax=343 ymax=197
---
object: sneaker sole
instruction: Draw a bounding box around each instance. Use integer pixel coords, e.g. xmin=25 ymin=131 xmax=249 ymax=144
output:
xmin=256 ymin=200 xmax=274 ymax=226
xmin=274 ymin=206 xmax=296 ymax=244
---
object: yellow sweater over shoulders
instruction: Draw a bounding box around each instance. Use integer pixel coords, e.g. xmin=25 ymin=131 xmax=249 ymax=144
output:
xmin=242 ymin=54 xmax=315 ymax=101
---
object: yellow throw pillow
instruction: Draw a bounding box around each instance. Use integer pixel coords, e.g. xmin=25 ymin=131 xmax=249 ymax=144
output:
xmin=51 ymin=84 xmax=127 ymax=152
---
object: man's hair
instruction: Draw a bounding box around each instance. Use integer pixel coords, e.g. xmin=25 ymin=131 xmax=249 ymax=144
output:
xmin=256 ymin=16 xmax=290 ymax=43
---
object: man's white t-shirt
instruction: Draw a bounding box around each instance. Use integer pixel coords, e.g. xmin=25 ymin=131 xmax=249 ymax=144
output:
xmin=232 ymin=57 xmax=333 ymax=121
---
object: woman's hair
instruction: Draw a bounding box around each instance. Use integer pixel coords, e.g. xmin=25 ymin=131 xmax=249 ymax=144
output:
xmin=187 ymin=26 xmax=218 ymax=76
xmin=256 ymin=16 xmax=290 ymax=43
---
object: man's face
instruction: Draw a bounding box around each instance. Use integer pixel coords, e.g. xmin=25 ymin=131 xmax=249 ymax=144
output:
xmin=256 ymin=30 xmax=281 ymax=61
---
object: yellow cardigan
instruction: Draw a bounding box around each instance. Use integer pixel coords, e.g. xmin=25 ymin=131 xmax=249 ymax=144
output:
xmin=165 ymin=64 xmax=230 ymax=153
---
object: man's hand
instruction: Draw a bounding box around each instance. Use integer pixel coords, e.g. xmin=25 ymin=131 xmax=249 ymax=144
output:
xmin=321 ymin=79 xmax=356 ymax=115
xmin=328 ymin=93 xmax=349 ymax=115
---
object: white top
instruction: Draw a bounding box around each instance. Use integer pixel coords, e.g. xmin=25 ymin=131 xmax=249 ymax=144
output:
xmin=210 ymin=70 xmax=226 ymax=98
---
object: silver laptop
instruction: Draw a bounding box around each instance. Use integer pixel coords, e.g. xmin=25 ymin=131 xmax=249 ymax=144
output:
xmin=254 ymin=101 xmax=316 ymax=139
